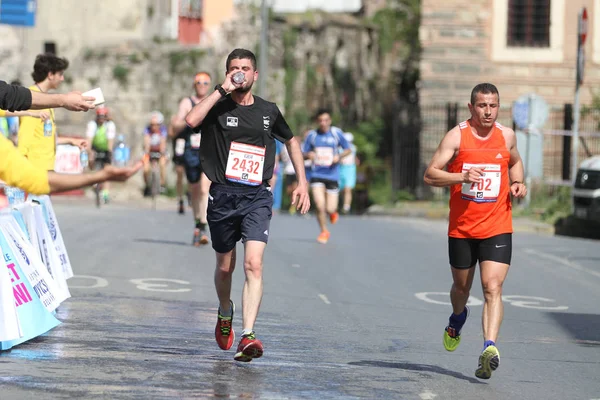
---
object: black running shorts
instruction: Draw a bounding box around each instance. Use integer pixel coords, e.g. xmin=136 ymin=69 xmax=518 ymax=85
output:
xmin=448 ymin=233 xmax=512 ymax=269
xmin=207 ymin=183 xmax=273 ymax=253
xmin=185 ymin=163 xmax=203 ymax=184
xmin=310 ymin=177 xmax=339 ymax=191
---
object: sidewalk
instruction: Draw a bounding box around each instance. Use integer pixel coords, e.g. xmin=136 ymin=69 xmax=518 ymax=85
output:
xmin=366 ymin=201 xmax=555 ymax=235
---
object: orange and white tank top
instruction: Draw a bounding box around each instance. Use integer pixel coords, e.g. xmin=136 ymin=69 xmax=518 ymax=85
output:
xmin=447 ymin=120 xmax=512 ymax=239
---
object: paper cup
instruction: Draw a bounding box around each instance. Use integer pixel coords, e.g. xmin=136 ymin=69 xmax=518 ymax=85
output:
xmin=82 ymin=88 xmax=105 ymax=106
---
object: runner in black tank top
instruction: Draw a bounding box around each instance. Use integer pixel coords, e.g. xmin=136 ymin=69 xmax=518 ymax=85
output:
xmin=169 ymin=72 xmax=213 ymax=246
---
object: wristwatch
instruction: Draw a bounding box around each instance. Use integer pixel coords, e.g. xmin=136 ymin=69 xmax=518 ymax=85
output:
xmin=215 ymin=84 xmax=228 ymax=97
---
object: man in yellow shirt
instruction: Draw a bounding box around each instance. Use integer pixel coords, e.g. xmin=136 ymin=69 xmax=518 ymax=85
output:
xmin=0 ymin=79 xmax=141 ymax=196
xmin=1 ymin=134 xmax=141 ymax=195
xmin=18 ymin=53 xmax=86 ymax=171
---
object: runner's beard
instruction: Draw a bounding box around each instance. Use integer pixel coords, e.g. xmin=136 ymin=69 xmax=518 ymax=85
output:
xmin=235 ymin=80 xmax=254 ymax=94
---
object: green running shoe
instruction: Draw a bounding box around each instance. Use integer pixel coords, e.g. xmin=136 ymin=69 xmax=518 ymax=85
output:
xmin=475 ymin=345 xmax=500 ymax=379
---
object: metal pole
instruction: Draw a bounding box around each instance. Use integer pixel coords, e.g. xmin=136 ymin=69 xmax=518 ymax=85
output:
xmin=571 ymin=8 xmax=584 ymax=212
xmin=571 ymin=85 xmax=581 ymax=213
xmin=258 ymin=0 xmax=268 ymax=98
xmin=572 ymin=83 xmax=581 ymax=186
xmin=524 ymin=94 xmax=533 ymax=207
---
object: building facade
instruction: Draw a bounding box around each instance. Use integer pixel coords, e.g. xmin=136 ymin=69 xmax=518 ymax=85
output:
xmin=0 ymin=0 xmax=236 ymax=82
xmin=419 ymin=0 xmax=600 ymax=106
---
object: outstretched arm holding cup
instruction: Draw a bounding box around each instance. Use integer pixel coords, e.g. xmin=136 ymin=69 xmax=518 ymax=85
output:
xmin=0 ymin=80 xmax=95 ymax=112
xmin=30 ymin=90 xmax=96 ymax=111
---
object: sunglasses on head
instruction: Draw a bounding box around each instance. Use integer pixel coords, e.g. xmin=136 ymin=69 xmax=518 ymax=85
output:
xmin=195 ymin=81 xmax=210 ymax=86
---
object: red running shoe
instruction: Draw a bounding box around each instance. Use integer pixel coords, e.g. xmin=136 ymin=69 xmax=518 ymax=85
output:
xmin=329 ymin=211 xmax=339 ymax=224
xmin=215 ymin=301 xmax=235 ymax=350
xmin=233 ymin=332 xmax=264 ymax=362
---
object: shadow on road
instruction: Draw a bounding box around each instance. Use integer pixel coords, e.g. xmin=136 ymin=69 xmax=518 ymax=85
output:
xmin=554 ymin=216 xmax=600 ymax=241
xmin=134 ymin=238 xmax=189 ymax=247
xmin=547 ymin=312 xmax=600 ymax=347
xmin=348 ymin=360 xmax=484 ymax=384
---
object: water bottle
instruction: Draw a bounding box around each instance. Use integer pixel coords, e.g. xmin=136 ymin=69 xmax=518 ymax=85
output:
xmin=43 ymin=118 xmax=52 ymax=137
xmin=80 ymin=149 xmax=89 ymax=169
xmin=14 ymin=188 xmax=25 ymax=204
xmin=5 ymin=186 xmax=15 ymax=205
xmin=124 ymin=145 xmax=130 ymax=165
xmin=114 ymin=134 xmax=128 ymax=167
xmin=5 ymin=186 xmax=25 ymax=206
xmin=8 ymin=116 xmax=19 ymax=136
xmin=232 ymin=72 xmax=245 ymax=84
xmin=113 ymin=137 xmax=123 ymax=167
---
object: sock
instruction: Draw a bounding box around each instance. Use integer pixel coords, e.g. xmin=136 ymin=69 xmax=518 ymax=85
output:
xmin=242 ymin=329 xmax=254 ymax=337
xmin=195 ymin=219 xmax=206 ymax=231
xmin=483 ymin=340 xmax=495 ymax=350
xmin=448 ymin=308 xmax=468 ymax=331
xmin=219 ymin=304 xmax=232 ymax=317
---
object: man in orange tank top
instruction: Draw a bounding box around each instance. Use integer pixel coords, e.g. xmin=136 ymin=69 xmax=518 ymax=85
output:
xmin=424 ymin=83 xmax=527 ymax=380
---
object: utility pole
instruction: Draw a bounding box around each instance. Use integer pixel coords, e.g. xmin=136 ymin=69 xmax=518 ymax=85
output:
xmin=571 ymin=7 xmax=588 ymax=211
xmin=258 ymin=0 xmax=269 ymax=97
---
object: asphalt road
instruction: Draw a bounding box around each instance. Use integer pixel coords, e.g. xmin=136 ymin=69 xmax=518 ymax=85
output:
xmin=1 ymin=198 xmax=599 ymax=400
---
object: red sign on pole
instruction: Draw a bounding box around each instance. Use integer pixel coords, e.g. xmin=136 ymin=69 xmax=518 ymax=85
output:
xmin=580 ymin=8 xmax=588 ymax=45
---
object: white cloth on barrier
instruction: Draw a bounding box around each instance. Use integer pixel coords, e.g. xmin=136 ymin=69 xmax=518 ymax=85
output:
xmin=36 ymin=196 xmax=74 ymax=279
xmin=0 ymin=222 xmax=65 ymax=311
xmin=14 ymin=203 xmax=40 ymax=256
xmin=0 ymin=198 xmax=73 ymax=349
xmin=0 ymin=242 xmax=22 ymax=341
xmin=31 ymin=206 xmax=71 ymax=302
xmin=0 ymin=216 xmax=61 ymax=351
xmin=11 ymin=203 xmax=71 ymax=303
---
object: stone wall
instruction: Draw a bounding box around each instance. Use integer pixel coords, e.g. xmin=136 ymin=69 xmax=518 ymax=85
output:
xmin=0 ymin=0 xmax=177 ymax=86
xmin=51 ymin=7 xmax=384 ymax=154
xmin=272 ymin=12 xmax=381 ymax=129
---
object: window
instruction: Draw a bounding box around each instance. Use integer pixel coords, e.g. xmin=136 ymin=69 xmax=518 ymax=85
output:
xmin=507 ymin=0 xmax=551 ymax=47
xmin=179 ymin=0 xmax=202 ymax=19
xmin=44 ymin=42 xmax=56 ymax=55
xmin=492 ymin=0 xmax=563 ymax=62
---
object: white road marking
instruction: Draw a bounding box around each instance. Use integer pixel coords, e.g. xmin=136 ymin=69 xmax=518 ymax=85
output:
xmin=523 ymin=248 xmax=600 ymax=279
xmin=318 ymin=294 xmax=331 ymax=304
xmin=415 ymin=292 xmax=568 ymax=310
xmin=292 ymin=264 xmax=301 ymax=268
xmin=415 ymin=292 xmax=483 ymax=306
xmin=502 ymin=295 xmax=568 ymax=310
xmin=130 ymin=278 xmax=191 ymax=292
xmin=419 ymin=390 xmax=438 ymax=400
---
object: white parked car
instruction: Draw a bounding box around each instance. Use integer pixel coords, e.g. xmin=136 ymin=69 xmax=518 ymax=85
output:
xmin=573 ymin=155 xmax=600 ymax=222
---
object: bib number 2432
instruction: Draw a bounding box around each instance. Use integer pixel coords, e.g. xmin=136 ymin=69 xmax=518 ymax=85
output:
xmin=225 ymin=141 xmax=265 ymax=186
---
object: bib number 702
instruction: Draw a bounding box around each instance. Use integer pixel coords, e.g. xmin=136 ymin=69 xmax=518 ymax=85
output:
xmin=470 ymin=179 xmax=492 ymax=191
